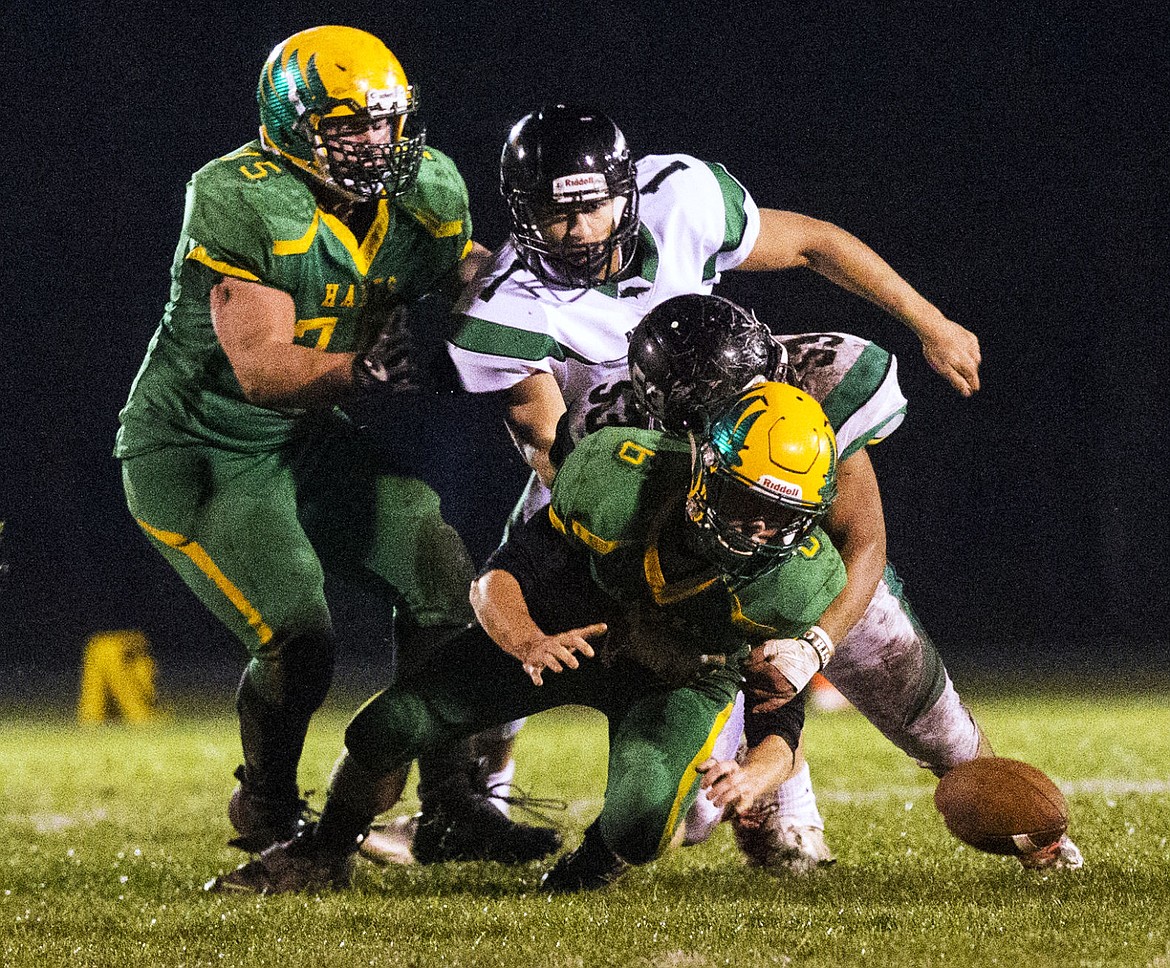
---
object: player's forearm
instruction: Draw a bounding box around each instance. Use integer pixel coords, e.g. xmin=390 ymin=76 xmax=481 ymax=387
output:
xmin=470 ymin=569 xmax=544 ymax=661
xmin=505 ymin=373 xmax=566 ymax=487
xmin=738 ymin=734 xmax=799 ymax=798
xmin=816 ymin=450 xmax=887 ymax=645
xmin=231 ymin=344 xmax=359 ymax=408
xmin=800 ymin=220 xmax=947 ymax=338
xmin=814 ymin=546 xmax=884 ymax=646
xmin=507 ymin=425 xmax=558 ymax=488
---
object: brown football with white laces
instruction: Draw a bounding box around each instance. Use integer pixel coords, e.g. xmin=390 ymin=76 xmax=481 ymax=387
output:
xmin=934 ymin=757 xmax=1068 ymax=855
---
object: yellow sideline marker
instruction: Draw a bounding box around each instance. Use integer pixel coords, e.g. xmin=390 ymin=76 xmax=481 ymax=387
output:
xmin=77 ymin=630 xmax=164 ymax=724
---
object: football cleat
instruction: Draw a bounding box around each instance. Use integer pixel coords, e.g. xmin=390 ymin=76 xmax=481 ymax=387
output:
xmin=359 ymin=814 xmax=419 ymax=866
xmin=205 ymin=825 xmax=354 ymax=895
xmin=227 ymin=764 xmax=311 ymax=853
xmin=411 ymin=791 xmax=562 ymax=865
xmin=1017 ymin=833 xmax=1084 ymax=871
xmin=539 ymin=821 xmax=628 ymax=893
xmin=732 ymin=804 xmax=836 ymax=875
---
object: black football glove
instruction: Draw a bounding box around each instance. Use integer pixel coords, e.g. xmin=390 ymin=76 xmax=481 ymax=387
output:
xmin=353 ymin=308 xmax=420 ymax=394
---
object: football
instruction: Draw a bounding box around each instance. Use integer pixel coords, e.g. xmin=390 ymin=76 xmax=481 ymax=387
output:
xmin=933 ymin=757 xmax=1068 ymax=855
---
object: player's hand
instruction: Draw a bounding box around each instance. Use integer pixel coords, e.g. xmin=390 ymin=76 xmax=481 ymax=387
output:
xmin=696 ymin=756 xmax=772 ymax=815
xmin=743 ymin=642 xmax=800 ymax=715
xmin=920 ymin=317 xmax=981 ymax=397
xmin=353 ymin=307 xmax=419 ymax=394
xmin=515 ymin=623 xmax=606 ymax=686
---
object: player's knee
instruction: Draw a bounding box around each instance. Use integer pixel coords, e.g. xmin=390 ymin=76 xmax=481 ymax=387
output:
xmin=908 ymin=689 xmax=987 ymax=776
xmin=247 ymin=629 xmax=336 ymax=714
xmin=343 ymin=689 xmax=433 ymax=774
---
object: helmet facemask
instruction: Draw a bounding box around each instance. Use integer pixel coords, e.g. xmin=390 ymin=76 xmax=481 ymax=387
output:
xmin=684 ymin=381 xmax=838 ymax=584
xmin=257 ymin=27 xmax=427 ymax=202
xmin=306 ymin=89 xmax=425 ymax=201
xmin=628 ymin=294 xmax=787 ymax=434
xmin=509 ymin=178 xmax=640 ymax=288
xmin=687 ymin=444 xmax=826 ymax=582
xmin=500 ymin=104 xmax=641 ymax=289
xmin=631 ymin=359 xmax=746 ymax=436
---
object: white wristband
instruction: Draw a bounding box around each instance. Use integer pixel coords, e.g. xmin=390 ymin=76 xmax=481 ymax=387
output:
xmin=800 ymin=625 xmax=835 ymax=667
xmin=761 ymin=637 xmax=823 ymax=694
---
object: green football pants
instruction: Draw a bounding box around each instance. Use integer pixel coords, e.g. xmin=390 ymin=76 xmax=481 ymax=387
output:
xmin=345 ymin=623 xmax=739 ymax=864
xmin=120 ymin=424 xmax=476 ymax=663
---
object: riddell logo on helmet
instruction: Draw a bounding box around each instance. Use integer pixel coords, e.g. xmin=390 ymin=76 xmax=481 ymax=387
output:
xmin=367 ymin=86 xmax=408 ymax=116
xmin=552 ymin=172 xmax=608 ymax=200
xmin=758 ymin=476 xmax=802 ymax=500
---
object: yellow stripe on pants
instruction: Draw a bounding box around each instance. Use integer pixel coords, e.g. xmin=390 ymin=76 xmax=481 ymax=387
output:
xmin=656 ymin=698 xmax=737 ymax=855
xmin=136 ymin=518 xmax=274 ymax=646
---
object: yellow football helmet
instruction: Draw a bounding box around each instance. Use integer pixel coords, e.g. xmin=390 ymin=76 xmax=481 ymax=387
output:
xmin=257 ymin=26 xmax=425 ymax=200
xmin=687 ymin=381 xmax=837 ymax=580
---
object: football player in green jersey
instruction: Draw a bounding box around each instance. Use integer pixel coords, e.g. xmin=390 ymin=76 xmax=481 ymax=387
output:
xmin=627 ymin=293 xmax=1083 ymax=872
xmin=114 ymin=26 xmax=558 ymax=865
xmin=441 ymin=104 xmax=983 ymax=871
xmin=206 ymin=382 xmax=846 ymax=894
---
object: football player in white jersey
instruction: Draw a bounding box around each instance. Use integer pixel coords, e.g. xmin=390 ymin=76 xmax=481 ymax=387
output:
xmin=449 ymin=104 xmax=978 ymax=519
xmin=436 ymin=104 xmax=1078 ymax=874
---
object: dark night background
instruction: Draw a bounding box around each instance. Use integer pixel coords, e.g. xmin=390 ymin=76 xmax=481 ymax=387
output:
xmin=3 ymin=2 xmax=1167 ymax=703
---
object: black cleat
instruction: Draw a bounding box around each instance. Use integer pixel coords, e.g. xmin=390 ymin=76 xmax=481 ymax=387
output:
xmin=412 ymin=792 xmax=562 ymax=865
xmin=227 ymin=764 xmax=311 ymax=853
xmin=539 ymin=821 xmax=628 ymax=893
xmin=205 ymin=824 xmax=354 ymax=895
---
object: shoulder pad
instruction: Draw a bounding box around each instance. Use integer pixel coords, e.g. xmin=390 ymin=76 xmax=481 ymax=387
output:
xmin=396 ymin=147 xmax=471 ymax=239
xmin=779 ymin=332 xmax=907 ymax=459
xmin=737 ymin=528 xmax=847 ymax=637
xmin=551 ymin=428 xmax=689 ymax=555
xmin=635 ymin=153 xmax=723 ymax=204
xmin=187 ymin=142 xmax=318 ymax=271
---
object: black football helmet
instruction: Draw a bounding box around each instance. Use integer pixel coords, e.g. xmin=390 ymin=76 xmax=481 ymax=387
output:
xmin=628 ymin=294 xmax=789 ymax=434
xmin=500 ymin=103 xmax=640 ymax=288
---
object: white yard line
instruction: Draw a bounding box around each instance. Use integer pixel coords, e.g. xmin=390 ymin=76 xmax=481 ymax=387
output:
xmin=817 ymin=777 xmax=1170 ymax=804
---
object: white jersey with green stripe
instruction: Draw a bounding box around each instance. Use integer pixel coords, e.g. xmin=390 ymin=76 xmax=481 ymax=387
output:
xmin=448 ymin=153 xmax=760 ymax=442
xmin=780 ymin=332 xmax=907 ymax=462
xmin=448 ymin=153 xmax=906 ymax=520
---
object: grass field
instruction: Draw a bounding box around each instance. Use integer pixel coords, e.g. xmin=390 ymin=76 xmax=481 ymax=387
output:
xmin=3 ymin=686 xmax=1169 ymax=967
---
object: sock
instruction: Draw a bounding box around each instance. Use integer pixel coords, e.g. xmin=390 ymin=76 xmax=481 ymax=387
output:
xmin=773 ymin=761 xmax=824 ymax=829
xmin=483 ymin=758 xmax=516 ymax=816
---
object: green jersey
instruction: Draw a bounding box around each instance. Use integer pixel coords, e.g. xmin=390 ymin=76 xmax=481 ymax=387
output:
xmin=549 ymin=426 xmax=846 ymax=659
xmin=115 ymin=141 xmax=472 ymax=457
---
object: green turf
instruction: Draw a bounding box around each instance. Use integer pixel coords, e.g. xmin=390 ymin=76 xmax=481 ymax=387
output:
xmin=3 ymin=689 xmax=1169 ymax=967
